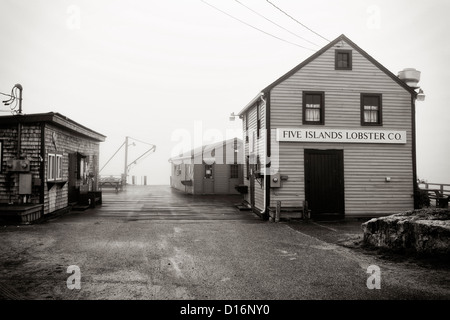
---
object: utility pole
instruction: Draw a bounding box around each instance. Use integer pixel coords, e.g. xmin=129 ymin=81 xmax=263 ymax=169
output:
xmin=123 ymin=136 xmax=129 ymax=186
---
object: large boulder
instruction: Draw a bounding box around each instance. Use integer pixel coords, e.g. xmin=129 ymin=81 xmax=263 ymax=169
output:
xmin=362 ymin=209 xmax=450 ymax=255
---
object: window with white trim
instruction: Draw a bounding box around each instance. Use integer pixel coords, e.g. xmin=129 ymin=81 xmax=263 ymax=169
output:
xmin=303 ymin=92 xmax=324 ymax=124
xmin=48 ymin=153 xmax=63 ymax=181
xmin=361 ymin=93 xmax=382 ymax=125
xmin=56 ymin=154 xmax=63 ymax=180
xmin=48 ymin=154 xmax=55 ymax=180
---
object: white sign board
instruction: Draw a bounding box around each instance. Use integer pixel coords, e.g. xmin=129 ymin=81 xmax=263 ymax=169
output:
xmin=276 ymin=128 xmax=407 ymax=144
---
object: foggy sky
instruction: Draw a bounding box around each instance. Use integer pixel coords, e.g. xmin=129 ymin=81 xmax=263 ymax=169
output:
xmin=1 ymin=0 xmax=448 ymax=185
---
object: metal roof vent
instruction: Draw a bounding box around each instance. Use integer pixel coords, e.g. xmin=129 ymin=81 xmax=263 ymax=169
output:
xmin=398 ymin=68 xmax=421 ymax=88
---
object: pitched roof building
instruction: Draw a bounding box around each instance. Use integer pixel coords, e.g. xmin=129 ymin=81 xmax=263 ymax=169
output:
xmin=237 ymin=34 xmax=421 ymax=220
xmin=0 ymin=112 xmax=105 ymax=223
xmin=169 ymin=138 xmax=243 ymax=194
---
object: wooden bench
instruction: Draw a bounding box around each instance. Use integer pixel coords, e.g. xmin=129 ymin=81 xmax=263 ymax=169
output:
xmin=99 ymin=178 xmax=123 ymax=192
xmin=268 ymin=201 xmax=310 ymax=222
xmin=421 ymin=188 xmax=449 ymax=208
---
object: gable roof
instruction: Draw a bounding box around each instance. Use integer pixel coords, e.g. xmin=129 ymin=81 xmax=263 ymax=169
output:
xmin=238 ymin=34 xmax=417 ymax=116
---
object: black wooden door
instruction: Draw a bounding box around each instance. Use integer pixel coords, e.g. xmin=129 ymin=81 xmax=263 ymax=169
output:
xmin=68 ymin=153 xmax=78 ymax=203
xmin=305 ymin=149 xmax=344 ymax=219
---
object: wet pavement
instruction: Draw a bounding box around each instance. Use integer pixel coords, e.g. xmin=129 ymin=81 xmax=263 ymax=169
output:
xmin=0 ymin=185 xmax=449 ymax=301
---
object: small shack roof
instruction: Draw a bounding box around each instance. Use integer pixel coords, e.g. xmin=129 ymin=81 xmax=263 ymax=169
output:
xmin=0 ymin=112 xmax=106 ymax=142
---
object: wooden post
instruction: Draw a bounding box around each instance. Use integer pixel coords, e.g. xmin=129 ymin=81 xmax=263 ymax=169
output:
xmin=275 ymin=201 xmax=281 ymax=223
xmin=303 ymin=200 xmax=310 ymax=220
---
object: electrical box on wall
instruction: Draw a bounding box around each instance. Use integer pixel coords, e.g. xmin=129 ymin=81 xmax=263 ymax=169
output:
xmin=19 ymin=173 xmax=32 ymax=194
xmin=271 ymin=172 xmax=281 ymax=188
xmin=6 ymin=159 xmax=30 ymax=172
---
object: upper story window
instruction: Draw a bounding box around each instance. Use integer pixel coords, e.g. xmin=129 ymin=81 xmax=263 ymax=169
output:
xmin=361 ymin=93 xmax=382 ymax=126
xmin=335 ymin=49 xmax=352 ymax=70
xmin=303 ymin=92 xmax=324 ymax=125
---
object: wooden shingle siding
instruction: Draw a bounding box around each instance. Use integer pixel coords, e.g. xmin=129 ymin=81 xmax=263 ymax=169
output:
xmin=44 ymin=124 xmax=101 ymax=214
xmin=0 ymin=117 xmax=102 ymax=217
xmin=269 ymin=40 xmax=414 ymax=217
xmin=0 ymin=124 xmax=42 ymax=205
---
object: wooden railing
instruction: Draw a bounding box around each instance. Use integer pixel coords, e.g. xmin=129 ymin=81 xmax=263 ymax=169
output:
xmin=417 ymin=182 xmax=450 ymax=207
xmin=99 ymin=175 xmax=123 ymax=192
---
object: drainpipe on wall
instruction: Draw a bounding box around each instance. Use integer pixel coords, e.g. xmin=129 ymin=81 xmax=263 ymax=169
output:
xmin=411 ymin=96 xmax=419 ymax=209
xmin=263 ymin=91 xmax=271 ymax=221
xmin=39 ymin=123 xmax=46 ymax=206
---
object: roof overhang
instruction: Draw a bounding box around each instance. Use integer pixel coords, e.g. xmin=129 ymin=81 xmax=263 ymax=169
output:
xmin=0 ymin=112 xmax=106 ymax=142
xmin=237 ymin=92 xmax=265 ymax=117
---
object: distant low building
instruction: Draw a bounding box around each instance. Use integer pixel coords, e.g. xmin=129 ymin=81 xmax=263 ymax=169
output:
xmin=169 ymin=138 xmax=244 ymax=194
xmin=0 ymin=112 xmax=106 ymax=223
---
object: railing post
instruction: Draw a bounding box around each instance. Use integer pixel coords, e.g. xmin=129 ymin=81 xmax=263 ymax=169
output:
xmin=275 ymin=201 xmax=281 ymax=223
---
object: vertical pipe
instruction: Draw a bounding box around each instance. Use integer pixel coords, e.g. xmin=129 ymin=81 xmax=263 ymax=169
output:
xmin=124 ymin=136 xmax=128 ymax=186
xmin=411 ymin=96 xmax=418 ymax=208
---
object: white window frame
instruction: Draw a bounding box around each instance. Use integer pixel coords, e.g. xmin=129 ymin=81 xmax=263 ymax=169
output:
xmin=48 ymin=153 xmax=55 ymax=180
xmin=56 ymin=154 xmax=63 ymax=180
xmin=48 ymin=153 xmax=63 ymax=181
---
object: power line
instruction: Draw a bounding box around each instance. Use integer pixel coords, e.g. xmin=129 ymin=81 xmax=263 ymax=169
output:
xmin=201 ymin=0 xmax=315 ymax=51
xmin=265 ymin=0 xmax=330 ymax=42
xmin=0 ymin=91 xmax=14 ymax=98
xmin=234 ymin=0 xmax=319 ymax=47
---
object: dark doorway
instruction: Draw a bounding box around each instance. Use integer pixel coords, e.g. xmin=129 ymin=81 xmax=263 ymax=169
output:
xmin=68 ymin=152 xmax=78 ymax=204
xmin=304 ymin=149 xmax=344 ymax=219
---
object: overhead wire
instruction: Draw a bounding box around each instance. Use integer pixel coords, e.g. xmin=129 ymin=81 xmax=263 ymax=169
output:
xmin=0 ymin=91 xmax=14 ymax=98
xmin=1 ymin=87 xmax=19 ymax=114
xmin=233 ymin=0 xmax=319 ymax=47
xmin=265 ymin=0 xmax=330 ymax=42
xmin=201 ymin=0 xmax=315 ymax=51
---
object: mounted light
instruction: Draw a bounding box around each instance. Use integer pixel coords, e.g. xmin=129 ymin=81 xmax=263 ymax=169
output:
xmin=416 ymin=88 xmax=425 ymax=101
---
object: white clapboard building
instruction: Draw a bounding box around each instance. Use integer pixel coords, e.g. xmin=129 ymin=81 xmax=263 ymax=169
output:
xmin=237 ymin=34 xmax=423 ymax=220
